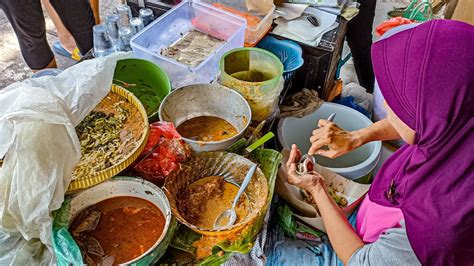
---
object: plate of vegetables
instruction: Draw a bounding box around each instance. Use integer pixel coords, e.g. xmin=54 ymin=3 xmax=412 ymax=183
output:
xmin=68 ymin=84 xmax=149 ymax=192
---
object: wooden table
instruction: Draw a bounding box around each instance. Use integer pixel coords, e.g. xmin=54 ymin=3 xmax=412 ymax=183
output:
xmin=271 ymin=17 xmax=349 ymax=101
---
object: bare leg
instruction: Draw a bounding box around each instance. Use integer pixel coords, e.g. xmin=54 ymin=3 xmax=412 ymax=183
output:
xmin=41 ymin=0 xmax=77 ymax=53
xmin=90 ymin=0 xmax=101 ymax=24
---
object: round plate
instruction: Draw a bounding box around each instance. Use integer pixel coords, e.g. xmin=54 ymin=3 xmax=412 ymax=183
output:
xmin=68 ymin=84 xmax=149 ymax=192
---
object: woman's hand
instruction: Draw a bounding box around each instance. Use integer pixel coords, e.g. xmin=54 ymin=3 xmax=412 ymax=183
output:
xmin=308 ymin=119 xmax=363 ymax=158
xmin=286 ymin=144 xmax=325 ymax=194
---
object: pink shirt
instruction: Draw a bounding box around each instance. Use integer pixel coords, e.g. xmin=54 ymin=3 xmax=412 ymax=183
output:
xmin=356 ymin=195 xmax=404 ymax=243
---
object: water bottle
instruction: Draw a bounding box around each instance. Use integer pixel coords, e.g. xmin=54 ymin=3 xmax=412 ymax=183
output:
xmin=93 ymin=24 xmax=116 ymax=57
xmin=118 ymin=27 xmax=133 ymax=52
xmin=139 ymin=8 xmax=154 ymax=26
xmin=116 ymin=4 xmax=132 ymax=28
xmin=130 ymin=17 xmax=144 ymax=34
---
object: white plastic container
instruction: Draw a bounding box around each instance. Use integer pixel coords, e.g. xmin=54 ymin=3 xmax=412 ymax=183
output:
xmin=278 ymin=102 xmax=382 ymax=182
xmin=130 ymin=1 xmax=247 ymax=88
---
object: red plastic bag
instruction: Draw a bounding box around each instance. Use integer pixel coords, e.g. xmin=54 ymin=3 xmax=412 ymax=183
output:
xmin=134 ymin=122 xmax=191 ymax=186
xmin=376 ymin=17 xmax=414 ymax=36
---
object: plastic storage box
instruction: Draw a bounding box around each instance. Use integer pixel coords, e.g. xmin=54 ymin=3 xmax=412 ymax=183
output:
xmin=201 ymin=0 xmax=275 ymax=46
xmin=131 ymin=1 xmax=246 ymax=88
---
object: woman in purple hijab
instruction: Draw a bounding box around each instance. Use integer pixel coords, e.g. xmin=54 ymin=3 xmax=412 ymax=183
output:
xmin=286 ymin=20 xmax=474 ymax=265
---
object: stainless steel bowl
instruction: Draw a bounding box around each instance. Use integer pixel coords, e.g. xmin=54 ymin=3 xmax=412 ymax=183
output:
xmin=159 ymin=83 xmax=252 ymax=152
xmin=68 ymin=177 xmax=176 ymax=264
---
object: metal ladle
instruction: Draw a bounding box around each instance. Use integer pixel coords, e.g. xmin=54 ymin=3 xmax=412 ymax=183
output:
xmin=297 ymin=113 xmax=336 ymax=174
xmin=214 ymin=164 xmax=258 ymax=230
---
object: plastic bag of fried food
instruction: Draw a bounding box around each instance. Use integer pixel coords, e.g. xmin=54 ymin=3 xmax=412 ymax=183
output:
xmin=134 ymin=122 xmax=191 ymax=186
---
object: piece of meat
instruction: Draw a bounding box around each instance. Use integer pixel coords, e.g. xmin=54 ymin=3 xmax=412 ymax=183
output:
xmin=84 ymin=236 xmax=105 ymax=257
xmin=71 ymin=210 xmax=102 ymax=238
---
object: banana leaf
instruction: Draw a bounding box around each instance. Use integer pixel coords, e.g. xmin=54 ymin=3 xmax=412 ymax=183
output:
xmin=168 ymin=148 xmax=282 ymax=265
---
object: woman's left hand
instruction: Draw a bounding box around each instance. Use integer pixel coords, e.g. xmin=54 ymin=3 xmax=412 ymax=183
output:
xmin=286 ymin=144 xmax=325 ymax=194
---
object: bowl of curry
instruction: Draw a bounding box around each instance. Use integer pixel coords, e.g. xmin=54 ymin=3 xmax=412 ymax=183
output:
xmin=159 ymin=83 xmax=252 ymax=152
xmin=163 ymin=152 xmax=268 ymax=236
xmin=67 ymin=177 xmax=176 ymax=265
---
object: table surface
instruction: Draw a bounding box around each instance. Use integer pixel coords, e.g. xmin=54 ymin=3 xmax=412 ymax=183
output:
xmin=77 ymin=16 xmax=351 ymax=265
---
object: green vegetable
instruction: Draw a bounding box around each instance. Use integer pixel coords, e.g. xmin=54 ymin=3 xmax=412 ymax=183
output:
xmin=169 ymin=225 xmax=202 ymax=255
xmin=276 ymin=203 xmax=324 ymax=239
xmin=51 ymin=198 xmax=84 ymax=266
xmin=73 ymin=101 xmax=135 ymax=179
xmin=277 ymin=204 xmax=298 ymax=238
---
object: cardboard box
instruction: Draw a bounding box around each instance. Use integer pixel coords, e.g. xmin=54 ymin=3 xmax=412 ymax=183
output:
xmin=276 ymin=150 xmax=370 ymax=232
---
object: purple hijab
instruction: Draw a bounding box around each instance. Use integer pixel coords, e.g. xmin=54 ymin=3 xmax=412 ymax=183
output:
xmin=370 ymin=20 xmax=474 ymax=265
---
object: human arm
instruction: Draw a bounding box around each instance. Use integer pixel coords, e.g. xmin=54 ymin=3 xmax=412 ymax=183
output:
xmin=286 ymin=145 xmax=364 ymax=265
xmin=348 ymin=222 xmax=420 ymax=266
xmin=308 ymin=118 xmax=401 ymax=158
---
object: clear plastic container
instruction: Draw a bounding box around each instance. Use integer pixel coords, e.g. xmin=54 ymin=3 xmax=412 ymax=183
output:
xmin=130 ymin=1 xmax=247 ymax=88
xmin=201 ymin=0 xmax=275 ymax=46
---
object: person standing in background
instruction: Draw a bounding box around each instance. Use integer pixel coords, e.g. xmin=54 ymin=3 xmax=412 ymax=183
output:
xmin=42 ymin=0 xmax=101 ymax=60
xmin=0 ymin=0 xmax=95 ymax=71
xmin=345 ymin=0 xmax=377 ymax=93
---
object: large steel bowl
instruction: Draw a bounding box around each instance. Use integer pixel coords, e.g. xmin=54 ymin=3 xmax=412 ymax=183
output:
xmin=68 ymin=177 xmax=176 ymax=264
xmin=159 ymin=83 xmax=252 ymax=152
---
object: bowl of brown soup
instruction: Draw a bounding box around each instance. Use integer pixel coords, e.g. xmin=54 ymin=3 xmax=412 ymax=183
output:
xmin=164 ymin=152 xmax=268 ymax=236
xmin=67 ymin=177 xmax=175 ymax=265
xmin=159 ymin=83 xmax=252 ymax=152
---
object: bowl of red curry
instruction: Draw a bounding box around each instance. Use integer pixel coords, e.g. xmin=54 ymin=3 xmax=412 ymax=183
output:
xmin=67 ymin=176 xmax=175 ymax=265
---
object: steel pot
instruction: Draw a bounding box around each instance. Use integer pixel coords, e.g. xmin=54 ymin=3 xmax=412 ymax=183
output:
xmin=159 ymin=83 xmax=252 ymax=152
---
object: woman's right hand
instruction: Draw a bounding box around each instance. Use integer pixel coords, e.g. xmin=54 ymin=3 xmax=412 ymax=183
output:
xmin=308 ymin=119 xmax=363 ymax=158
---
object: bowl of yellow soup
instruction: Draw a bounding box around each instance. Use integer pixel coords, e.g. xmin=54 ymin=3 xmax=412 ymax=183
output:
xmin=159 ymin=83 xmax=252 ymax=152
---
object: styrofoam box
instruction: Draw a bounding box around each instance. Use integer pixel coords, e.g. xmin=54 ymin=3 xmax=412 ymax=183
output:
xmin=130 ymin=0 xmax=247 ymax=89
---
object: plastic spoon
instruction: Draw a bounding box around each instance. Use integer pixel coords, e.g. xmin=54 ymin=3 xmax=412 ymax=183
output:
xmin=297 ymin=113 xmax=336 ymax=174
xmin=214 ymin=164 xmax=258 ymax=230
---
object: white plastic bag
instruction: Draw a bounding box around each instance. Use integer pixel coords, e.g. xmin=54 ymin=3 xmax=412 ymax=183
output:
xmin=342 ymin=82 xmax=374 ymax=113
xmin=0 ymin=52 xmax=130 ymax=265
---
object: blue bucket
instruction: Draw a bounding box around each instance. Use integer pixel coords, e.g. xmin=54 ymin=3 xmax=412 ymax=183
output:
xmin=257 ymin=36 xmax=304 ymax=81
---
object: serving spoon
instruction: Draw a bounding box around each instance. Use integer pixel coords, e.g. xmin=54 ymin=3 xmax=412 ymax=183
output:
xmin=297 ymin=113 xmax=336 ymax=175
xmin=214 ymin=164 xmax=258 ymax=230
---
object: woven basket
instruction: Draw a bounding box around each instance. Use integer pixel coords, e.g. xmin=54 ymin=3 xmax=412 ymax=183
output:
xmin=67 ymin=84 xmax=149 ymax=192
